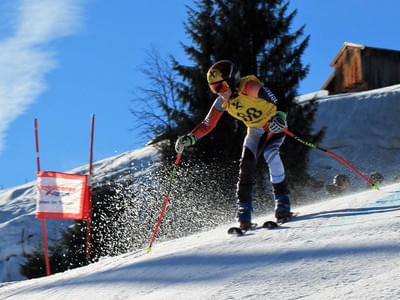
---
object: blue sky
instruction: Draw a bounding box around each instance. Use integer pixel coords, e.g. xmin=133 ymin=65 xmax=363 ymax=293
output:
xmin=0 ymin=0 xmax=399 ymax=189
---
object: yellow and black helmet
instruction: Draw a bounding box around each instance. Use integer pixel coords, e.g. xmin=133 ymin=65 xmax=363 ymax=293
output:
xmin=207 ymin=60 xmax=240 ymax=91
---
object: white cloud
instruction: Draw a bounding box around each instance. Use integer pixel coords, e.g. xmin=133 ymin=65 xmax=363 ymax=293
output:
xmin=0 ymin=0 xmax=83 ymax=154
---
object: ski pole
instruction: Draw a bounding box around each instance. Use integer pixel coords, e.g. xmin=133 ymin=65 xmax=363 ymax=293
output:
xmin=283 ymin=128 xmax=379 ymax=190
xmin=147 ymin=152 xmax=183 ymax=252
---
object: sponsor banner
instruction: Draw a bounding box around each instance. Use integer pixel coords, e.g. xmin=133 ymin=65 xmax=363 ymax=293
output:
xmin=36 ymin=171 xmax=90 ymax=220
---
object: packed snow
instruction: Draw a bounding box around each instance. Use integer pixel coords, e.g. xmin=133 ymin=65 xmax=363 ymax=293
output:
xmin=0 ymin=84 xmax=400 ymax=299
xmin=0 ymin=183 xmax=399 ymax=299
xmin=307 ymin=84 xmax=400 ymax=187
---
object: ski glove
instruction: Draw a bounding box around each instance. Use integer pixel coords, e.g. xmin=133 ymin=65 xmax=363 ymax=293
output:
xmin=268 ymin=111 xmax=287 ymax=133
xmin=175 ymin=133 xmax=196 ymax=153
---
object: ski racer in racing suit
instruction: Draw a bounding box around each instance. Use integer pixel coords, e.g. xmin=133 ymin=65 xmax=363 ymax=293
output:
xmin=175 ymin=60 xmax=291 ymax=230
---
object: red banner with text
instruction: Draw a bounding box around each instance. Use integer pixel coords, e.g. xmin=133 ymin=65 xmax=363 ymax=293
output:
xmin=36 ymin=171 xmax=91 ymax=220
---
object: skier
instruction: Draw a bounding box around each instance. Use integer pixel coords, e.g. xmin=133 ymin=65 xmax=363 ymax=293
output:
xmin=175 ymin=60 xmax=292 ymax=231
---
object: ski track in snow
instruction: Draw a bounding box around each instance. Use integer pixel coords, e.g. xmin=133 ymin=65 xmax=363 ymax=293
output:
xmin=0 ymin=183 xmax=399 ymax=300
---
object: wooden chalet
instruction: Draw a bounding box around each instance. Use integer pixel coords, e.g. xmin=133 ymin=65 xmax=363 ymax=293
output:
xmin=322 ymin=42 xmax=400 ymax=95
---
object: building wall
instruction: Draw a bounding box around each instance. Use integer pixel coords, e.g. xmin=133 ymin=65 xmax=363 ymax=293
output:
xmin=326 ymin=47 xmax=367 ymax=95
xmin=336 ymin=47 xmax=365 ymax=93
xmin=362 ymin=48 xmax=400 ymax=90
xmin=324 ymin=46 xmax=400 ymax=95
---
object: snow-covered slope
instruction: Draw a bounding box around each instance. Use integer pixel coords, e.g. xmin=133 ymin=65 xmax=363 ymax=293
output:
xmin=307 ymin=84 xmax=400 ymax=187
xmin=0 ymin=145 xmax=159 ymax=282
xmin=1 ymin=182 xmax=399 ymax=299
xmin=1 ymin=84 xmax=400 ymax=285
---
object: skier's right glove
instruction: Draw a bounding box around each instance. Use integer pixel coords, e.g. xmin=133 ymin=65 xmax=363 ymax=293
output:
xmin=268 ymin=111 xmax=287 ymax=133
xmin=175 ymin=133 xmax=196 ymax=153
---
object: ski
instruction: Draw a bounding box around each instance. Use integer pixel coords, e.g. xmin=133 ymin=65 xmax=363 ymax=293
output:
xmin=263 ymin=212 xmax=299 ymax=229
xmin=263 ymin=220 xmax=278 ymax=229
xmin=227 ymin=213 xmax=299 ymax=235
xmin=227 ymin=223 xmax=257 ymax=236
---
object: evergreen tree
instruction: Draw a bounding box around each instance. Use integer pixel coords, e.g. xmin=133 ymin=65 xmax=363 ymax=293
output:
xmin=170 ymin=0 xmax=324 ymax=188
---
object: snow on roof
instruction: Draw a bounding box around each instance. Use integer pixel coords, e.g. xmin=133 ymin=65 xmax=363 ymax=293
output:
xmin=295 ymin=90 xmax=329 ymax=103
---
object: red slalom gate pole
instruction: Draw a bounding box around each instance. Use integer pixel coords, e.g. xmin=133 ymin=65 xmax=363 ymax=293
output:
xmin=34 ymin=118 xmax=51 ymax=276
xmin=86 ymin=114 xmax=95 ymax=259
xmin=40 ymin=219 xmax=50 ymax=276
xmin=283 ymin=128 xmax=378 ymax=190
xmin=34 ymin=119 xmax=41 ymax=172
xmin=147 ymin=152 xmax=182 ymax=252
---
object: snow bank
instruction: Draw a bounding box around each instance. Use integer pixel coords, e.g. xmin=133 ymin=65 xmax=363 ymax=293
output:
xmin=308 ymin=84 xmax=400 ymax=188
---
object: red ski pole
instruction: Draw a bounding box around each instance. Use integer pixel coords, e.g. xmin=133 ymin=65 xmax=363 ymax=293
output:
xmin=283 ymin=128 xmax=379 ymax=190
xmin=147 ymin=152 xmax=182 ymax=252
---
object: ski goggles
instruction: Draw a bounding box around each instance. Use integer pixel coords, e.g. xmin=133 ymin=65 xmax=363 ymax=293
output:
xmin=209 ymin=81 xmax=229 ymax=94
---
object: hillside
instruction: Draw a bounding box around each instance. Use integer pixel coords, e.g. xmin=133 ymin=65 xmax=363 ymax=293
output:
xmin=0 ymin=146 xmax=159 ymax=282
xmin=1 ymin=84 xmax=400 ymax=283
xmin=0 ymin=182 xmax=399 ymax=299
xmin=307 ymin=84 xmax=400 ymax=187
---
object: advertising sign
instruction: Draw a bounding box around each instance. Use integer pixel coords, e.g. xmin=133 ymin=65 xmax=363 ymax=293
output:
xmin=36 ymin=171 xmax=90 ymax=220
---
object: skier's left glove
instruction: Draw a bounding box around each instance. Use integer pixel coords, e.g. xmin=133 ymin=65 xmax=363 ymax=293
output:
xmin=175 ymin=133 xmax=196 ymax=153
xmin=268 ymin=111 xmax=287 ymax=133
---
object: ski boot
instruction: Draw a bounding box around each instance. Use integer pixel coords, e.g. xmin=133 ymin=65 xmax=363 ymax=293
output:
xmin=274 ymin=194 xmax=291 ymax=220
xmin=272 ymin=179 xmax=292 ymax=220
xmin=237 ymin=202 xmax=256 ymax=232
